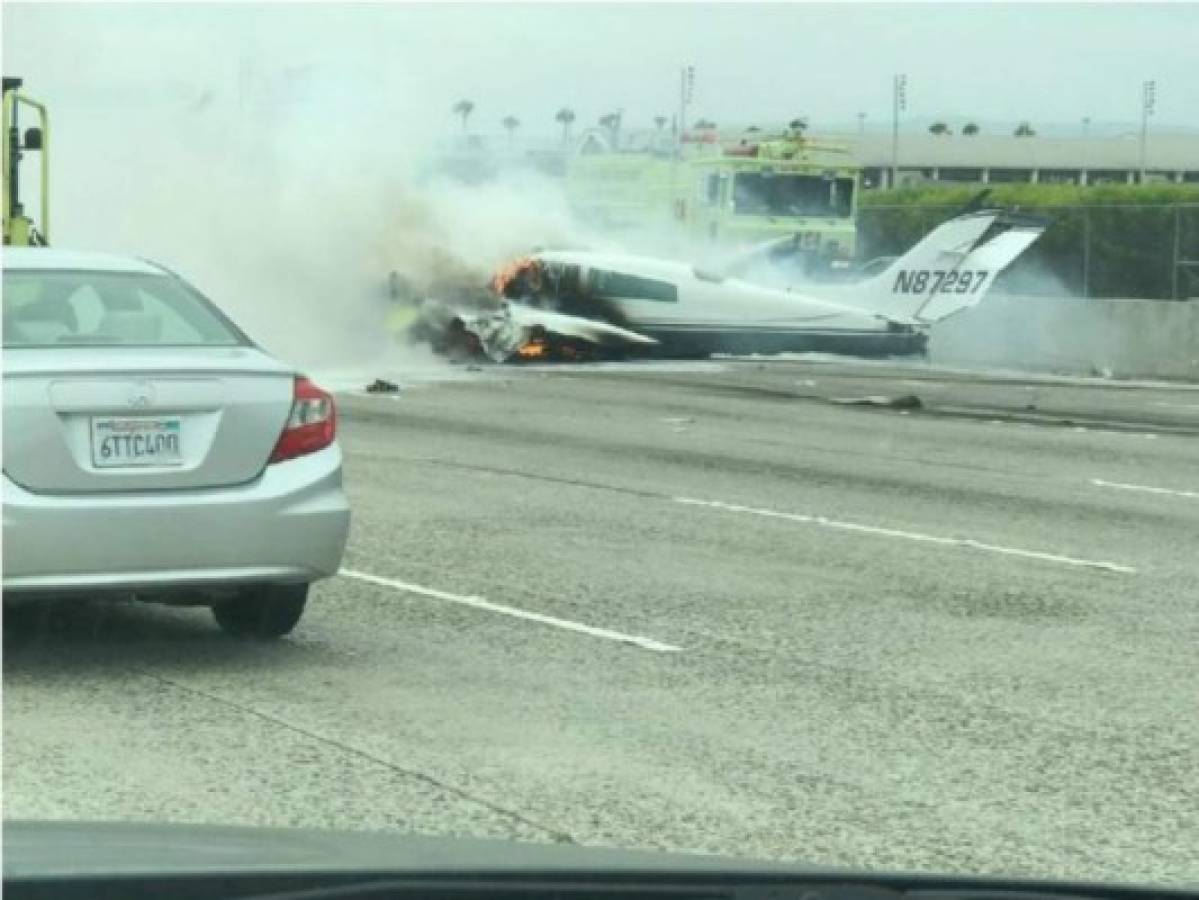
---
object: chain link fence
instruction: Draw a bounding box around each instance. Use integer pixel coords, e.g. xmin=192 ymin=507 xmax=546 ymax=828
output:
xmin=858 ymin=203 xmax=1199 ymax=300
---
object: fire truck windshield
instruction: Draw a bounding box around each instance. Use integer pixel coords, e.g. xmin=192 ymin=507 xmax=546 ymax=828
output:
xmin=732 ymin=173 xmax=854 ymax=218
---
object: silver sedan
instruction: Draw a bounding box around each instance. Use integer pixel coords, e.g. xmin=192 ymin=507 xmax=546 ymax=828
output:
xmin=2 ymin=248 xmax=350 ymax=638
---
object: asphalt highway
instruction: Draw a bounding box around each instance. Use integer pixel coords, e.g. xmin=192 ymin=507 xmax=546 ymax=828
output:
xmin=5 ymin=358 xmax=1198 ymax=885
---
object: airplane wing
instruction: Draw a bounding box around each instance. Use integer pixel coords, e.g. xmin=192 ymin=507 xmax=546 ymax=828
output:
xmin=504 ymin=303 xmax=658 ymax=358
xmin=714 ymin=189 xmax=1002 ymax=286
xmin=416 ymin=298 xmax=657 ymax=363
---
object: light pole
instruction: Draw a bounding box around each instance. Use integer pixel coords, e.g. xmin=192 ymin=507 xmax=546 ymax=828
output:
xmin=1139 ymin=80 xmax=1156 ymax=183
xmin=678 ymin=65 xmax=695 ymax=151
xmin=1081 ymin=116 xmax=1092 ymax=186
xmin=891 ymin=74 xmax=907 ymax=189
xmin=857 ymin=111 xmax=866 ymax=138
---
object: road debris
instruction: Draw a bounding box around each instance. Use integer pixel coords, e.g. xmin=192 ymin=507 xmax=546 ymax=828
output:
xmin=830 ymin=394 xmax=924 ymax=410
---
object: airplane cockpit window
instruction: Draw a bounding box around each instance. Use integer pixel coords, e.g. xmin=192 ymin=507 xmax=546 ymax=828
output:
xmin=588 ymin=269 xmax=679 ymax=303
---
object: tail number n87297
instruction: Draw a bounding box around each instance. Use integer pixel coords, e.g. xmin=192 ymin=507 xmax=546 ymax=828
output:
xmin=893 ymin=269 xmax=989 ymax=295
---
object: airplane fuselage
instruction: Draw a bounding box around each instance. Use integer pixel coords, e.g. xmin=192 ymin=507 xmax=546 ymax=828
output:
xmin=432 ymin=209 xmax=1043 ymax=364
xmin=531 ymin=250 xmax=929 ymax=358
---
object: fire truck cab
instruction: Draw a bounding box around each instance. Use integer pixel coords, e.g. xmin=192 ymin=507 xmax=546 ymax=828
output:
xmin=683 ymin=132 xmax=858 ymax=269
xmin=564 ymin=126 xmax=860 ymax=274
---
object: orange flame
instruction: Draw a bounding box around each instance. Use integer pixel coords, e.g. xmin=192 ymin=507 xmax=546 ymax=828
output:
xmin=490 ymin=257 xmax=540 ymax=297
xmin=516 ymin=340 xmax=548 ymax=359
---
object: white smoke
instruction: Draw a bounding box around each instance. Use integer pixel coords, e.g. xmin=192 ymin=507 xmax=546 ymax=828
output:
xmin=12 ymin=39 xmax=602 ymax=379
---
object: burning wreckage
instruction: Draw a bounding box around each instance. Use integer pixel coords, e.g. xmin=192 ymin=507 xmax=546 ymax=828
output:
xmin=396 ymin=208 xmax=1048 ymax=364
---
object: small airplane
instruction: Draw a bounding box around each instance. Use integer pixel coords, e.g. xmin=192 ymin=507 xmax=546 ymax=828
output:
xmin=407 ymin=208 xmax=1048 ymax=363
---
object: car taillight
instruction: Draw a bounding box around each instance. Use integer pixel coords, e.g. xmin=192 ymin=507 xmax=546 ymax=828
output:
xmin=269 ymin=376 xmax=336 ymax=464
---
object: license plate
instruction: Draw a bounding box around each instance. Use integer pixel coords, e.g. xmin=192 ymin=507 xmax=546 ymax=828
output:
xmin=91 ymin=416 xmax=184 ymax=468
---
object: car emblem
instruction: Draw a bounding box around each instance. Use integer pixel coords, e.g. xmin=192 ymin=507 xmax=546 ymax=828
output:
xmin=127 ymin=382 xmax=155 ymax=408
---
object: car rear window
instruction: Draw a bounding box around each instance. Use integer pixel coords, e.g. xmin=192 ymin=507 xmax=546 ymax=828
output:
xmin=2 ymin=269 xmax=249 ymax=349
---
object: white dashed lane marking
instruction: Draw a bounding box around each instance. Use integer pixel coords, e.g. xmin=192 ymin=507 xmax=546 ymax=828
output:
xmin=674 ymin=497 xmax=1137 ymax=574
xmin=339 ymin=568 xmax=684 ymax=653
xmin=1091 ymin=478 xmax=1199 ymax=500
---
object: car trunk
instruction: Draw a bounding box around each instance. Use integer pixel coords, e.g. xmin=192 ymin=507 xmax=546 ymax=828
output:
xmin=2 ymin=346 xmax=296 ymax=494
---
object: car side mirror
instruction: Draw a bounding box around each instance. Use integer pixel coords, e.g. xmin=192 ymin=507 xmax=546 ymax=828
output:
xmin=23 ymin=127 xmax=43 ymax=151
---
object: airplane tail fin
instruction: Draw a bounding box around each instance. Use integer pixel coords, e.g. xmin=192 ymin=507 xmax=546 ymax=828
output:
xmin=843 ymin=210 xmax=1048 ymax=324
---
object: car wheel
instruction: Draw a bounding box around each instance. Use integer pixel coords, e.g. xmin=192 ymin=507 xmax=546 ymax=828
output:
xmin=212 ymin=584 xmax=308 ymax=639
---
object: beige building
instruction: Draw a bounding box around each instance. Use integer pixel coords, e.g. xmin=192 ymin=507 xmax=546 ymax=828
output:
xmin=831 ymin=132 xmax=1199 ymax=189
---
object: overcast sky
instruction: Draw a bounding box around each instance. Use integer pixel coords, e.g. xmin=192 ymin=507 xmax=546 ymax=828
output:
xmin=5 ymin=2 xmax=1199 ymax=138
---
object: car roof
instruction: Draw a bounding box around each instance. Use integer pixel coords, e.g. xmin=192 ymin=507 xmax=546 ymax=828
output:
xmin=2 ymin=247 xmax=166 ymax=275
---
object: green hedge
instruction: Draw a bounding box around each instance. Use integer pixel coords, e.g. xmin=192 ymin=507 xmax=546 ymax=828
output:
xmin=857 ymin=185 xmax=1199 ymax=299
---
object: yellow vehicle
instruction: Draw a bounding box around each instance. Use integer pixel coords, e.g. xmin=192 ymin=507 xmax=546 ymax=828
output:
xmin=3 ymin=76 xmax=50 ymax=247
xmin=565 ymin=128 xmax=860 ymax=270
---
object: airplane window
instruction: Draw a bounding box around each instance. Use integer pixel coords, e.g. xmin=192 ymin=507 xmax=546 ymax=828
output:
xmin=589 ymin=269 xmax=679 ymax=303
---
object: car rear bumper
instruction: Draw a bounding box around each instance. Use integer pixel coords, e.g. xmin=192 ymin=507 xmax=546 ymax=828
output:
xmin=2 ymin=444 xmax=350 ymax=595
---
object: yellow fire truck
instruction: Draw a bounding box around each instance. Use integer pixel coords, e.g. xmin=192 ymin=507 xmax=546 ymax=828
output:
xmin=564 ymin=127 xmax=860 ymax=268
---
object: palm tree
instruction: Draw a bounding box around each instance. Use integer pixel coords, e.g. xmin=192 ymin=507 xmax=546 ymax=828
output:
xmin=1014 ymin=121 xmax=1036 ymax=137
xmin=787 ymin=117 xmax=808 ymax=137
xmin=502 ymin=115 xmax=520 ymax=146
xmin=555 ymin=107 xmax=576 ymax=143
xmin=653 ymin=115 xmax=667 ymax=131
xmin=452 ymin=99 xmax=474 ymax=132
xmin=928 ymin=122 xmax=952 ymax=136
xmin=962 ymin=123 xmax=980 ymax=136
xmin=598 ymin=111 xmax=622 ymax=146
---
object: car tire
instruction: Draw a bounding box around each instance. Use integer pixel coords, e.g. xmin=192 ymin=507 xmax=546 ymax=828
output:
xmin=212 ymin=584 xmax=308 ymax=639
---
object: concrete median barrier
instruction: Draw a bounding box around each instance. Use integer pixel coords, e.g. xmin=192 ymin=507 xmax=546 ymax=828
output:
xmin=930 ymin=295 xmax=1199 ymax=381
